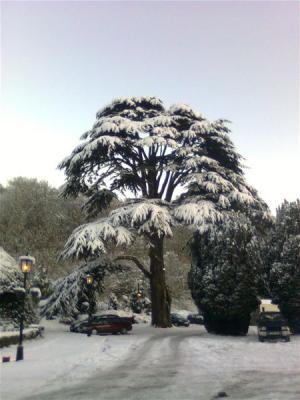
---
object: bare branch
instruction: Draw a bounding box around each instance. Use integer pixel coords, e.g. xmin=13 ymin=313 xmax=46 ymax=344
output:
xmin=114 ymin=255 xmax=151 ymax=279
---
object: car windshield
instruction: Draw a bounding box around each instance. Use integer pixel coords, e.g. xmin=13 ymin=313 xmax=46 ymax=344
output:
xmin=259 ymin=313 xmax=285 ymax=322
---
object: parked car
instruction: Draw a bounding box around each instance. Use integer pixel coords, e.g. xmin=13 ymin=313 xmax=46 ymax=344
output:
xmin=187 ymin=313 xmax=204 ymax=325
xmin=97 ymin=313 xmax=136 ymax=324
xmin=70 ymin=315 xmax=133 ymax=335
xmin=171 ymin=313 xmax=190 ymax=327
xmin=257 ymin=312 xmax=291 ymax=342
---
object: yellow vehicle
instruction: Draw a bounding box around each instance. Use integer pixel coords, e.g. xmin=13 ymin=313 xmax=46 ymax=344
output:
xmin=259 ymin=302 xmax=280 ymax=313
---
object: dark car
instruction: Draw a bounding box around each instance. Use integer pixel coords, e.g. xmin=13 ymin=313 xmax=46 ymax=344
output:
xmin=70 ymin=315 xmax=133 ymax=335
xmin=171 ymin=313 xmax=190 ymax=327
xmin=257 ymin=312 xmax=291 ymax=342
xmin=187 ymin=313 xmax=204 ymax=325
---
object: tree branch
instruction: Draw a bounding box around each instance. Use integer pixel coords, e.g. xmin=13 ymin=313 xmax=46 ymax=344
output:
xmin=158 ymin=170 xmax=171 ymax=198
xmin=114 ymin=255 xmax=151 ymax=279
xmin=165 ymin=171 xmax=177 ymax=202
xmin=136 ymin=147 xmax=149 ymax=196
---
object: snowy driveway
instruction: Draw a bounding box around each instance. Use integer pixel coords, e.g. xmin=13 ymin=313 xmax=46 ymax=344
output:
xmin=1 ymin=321 xmax=300 ymax=400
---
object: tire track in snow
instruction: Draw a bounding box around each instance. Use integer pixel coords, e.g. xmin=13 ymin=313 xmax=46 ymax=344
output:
xmin=25 ymin=328 xmax=201 ymax=400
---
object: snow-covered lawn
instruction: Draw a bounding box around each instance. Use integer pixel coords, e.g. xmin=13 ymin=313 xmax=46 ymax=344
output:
xmin=1 ymin=320 xmax=299 ymax=400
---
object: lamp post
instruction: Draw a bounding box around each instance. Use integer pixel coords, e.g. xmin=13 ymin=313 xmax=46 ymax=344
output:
xmin=16 ymin=254 xmax=35 ymax=361
xmin=85 ymin=274 xmax=94 ymax=323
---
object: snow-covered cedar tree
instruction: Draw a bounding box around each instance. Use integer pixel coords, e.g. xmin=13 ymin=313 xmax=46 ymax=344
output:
xmin=268 ymin=200 xmax=300 ymax=333
xmin=58 ymin=96 xmax=270 ymax=327
xmin=0 ymin=247 xmax=39 ymax=327
xmin=40 ymin=258 xmax=122 ymax=319
xmin=189 ymin=213 xmax=264 ymax=335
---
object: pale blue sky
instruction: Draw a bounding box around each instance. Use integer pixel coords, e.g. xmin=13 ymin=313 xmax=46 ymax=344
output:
xmin=1 ymin=0 xmax=299 ymax=213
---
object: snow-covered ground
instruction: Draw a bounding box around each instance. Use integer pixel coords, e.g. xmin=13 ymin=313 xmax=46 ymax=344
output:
xmin=1 ymin=320 xmax=299 ymax=400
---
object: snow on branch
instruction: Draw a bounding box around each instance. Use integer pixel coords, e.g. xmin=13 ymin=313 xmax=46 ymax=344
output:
xmin=169 ymin=103 xmax=203 ymax=120
xmin=136 ymin=136 xmax=178 ymax=149
xmin=61 ymin=200 xmax=175 ymax=261
xmin=96 ymin=96 xmax=164 ymax=118
xmin=185 ymin=172 xmax=234 ymax=192
xmin=188 ymin=120 xmax=211 ymax=134
xmin=131 ymin=202 xmax=173 ymax=237
xmin=82 ymin=136 xmax=122 ymax=157
xmin=173 ymin=202 xmax=222 ymax=228
xmin=110 ymin=200 xmax=174 ymax=238
xmin=143 ymin=116 xmax=175 ymax=128
xmin=61 ymin=182 xmax=266 ymax=262
xmin=228 ymin=189 xmax=255 ymax=205
xmin=61 ymin=219 xmax=134 ymax=260
xmin=184 ymin=156 xmax=219 ymax=169
xmin=93 ymin=117 xmax=143 ymax=136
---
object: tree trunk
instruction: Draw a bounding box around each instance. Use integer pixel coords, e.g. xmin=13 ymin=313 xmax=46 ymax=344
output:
xmin=149 ymin=235 xmax=172 ymax=327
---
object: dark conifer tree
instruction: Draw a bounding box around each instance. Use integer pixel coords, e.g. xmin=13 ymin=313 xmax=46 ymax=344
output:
xmin=269 ymin=200 xmax=300 ymax=333
xmin=189 ymin=213 xmax=264 ymax=335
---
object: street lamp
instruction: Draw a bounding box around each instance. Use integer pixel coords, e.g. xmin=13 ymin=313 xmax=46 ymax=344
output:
xmin=16 ymin=254 xmax=35 ymax=361
xmin=86 ymin=274 xmax=94 ymax=286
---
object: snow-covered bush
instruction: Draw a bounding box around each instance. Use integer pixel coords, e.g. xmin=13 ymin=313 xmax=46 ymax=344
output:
xmin=189 ymin=214 xmax=263 ymax=335
xmin=0 ymin=247 xmax=38 ymax=327
xmin=30 ymin=287 xmax=42 ymax=299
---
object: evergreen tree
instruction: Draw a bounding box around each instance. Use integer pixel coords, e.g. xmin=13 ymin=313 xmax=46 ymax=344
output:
xmin=40 ymin=259 xmax=121 ymax=319
xmin=189 ymin=213 xmax=264 ymax=335
xmin=59 ymin=96 xmax=268 ymax=327
xmin=269 ymin=200 xmax=300 ymax=333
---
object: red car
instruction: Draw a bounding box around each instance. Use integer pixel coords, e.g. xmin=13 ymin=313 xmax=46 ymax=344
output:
xmin=70 ymin=315 xmax=133 ymax=335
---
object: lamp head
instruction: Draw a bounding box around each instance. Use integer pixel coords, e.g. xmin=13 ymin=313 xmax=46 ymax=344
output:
xmin=19 ymin=255 xmax=35 ymax=273
xmin=86 ymin=274 xmax=94 ymax=285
